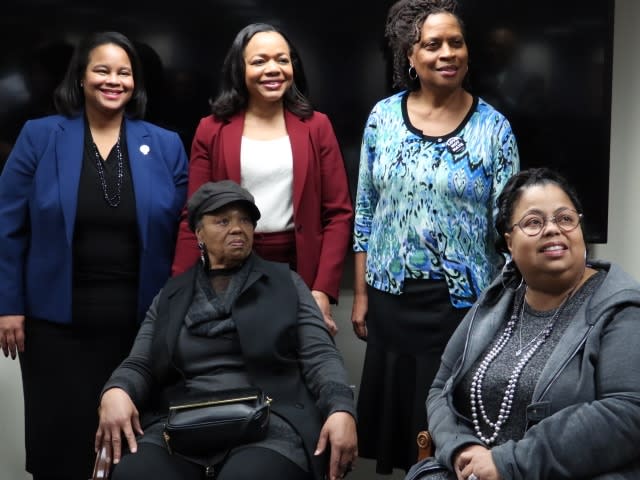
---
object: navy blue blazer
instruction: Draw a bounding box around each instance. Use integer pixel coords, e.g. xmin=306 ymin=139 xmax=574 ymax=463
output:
xmin=0 ymin=114 xmax=188 ymax=324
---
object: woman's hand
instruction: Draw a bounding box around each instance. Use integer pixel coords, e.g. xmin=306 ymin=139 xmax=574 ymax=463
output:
xmin=95 ymin=388 xmax=144 ymax=464
xmin=314 ymin=411 xmax=358 ymax=480
xmin=454 ymin=444 xmax=501 ymax=480
xmin=351 ymin=252 xmax=368 ymax=340
xmin=0 ymin=315 xmax=25 ymax=359
xmin=312 ymin=290 xmax=338 ymax=336
xmin=350 ymin=292 xmax=368 ymax=340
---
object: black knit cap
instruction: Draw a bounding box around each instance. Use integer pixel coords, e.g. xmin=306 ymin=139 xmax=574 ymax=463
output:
xmin=187 ymin=180 xmax=261 ymax=231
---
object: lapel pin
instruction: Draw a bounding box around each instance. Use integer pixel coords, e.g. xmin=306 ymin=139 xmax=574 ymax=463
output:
xmin=446 ymin=136 xmax=466 ymax=154
xmin=140 ymin=144 xmax=150 ymax=155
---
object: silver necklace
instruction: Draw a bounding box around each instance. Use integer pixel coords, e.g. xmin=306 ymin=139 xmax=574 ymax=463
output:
xmin=516 ymin=292 xmax=561 ymax=356
xmin=469 ymin=287 xmax=571 ymax=445
xmin=92 ymin=137 xmax=124 ymax=207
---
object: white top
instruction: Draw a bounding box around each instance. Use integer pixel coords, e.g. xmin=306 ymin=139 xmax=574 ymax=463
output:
xmin=240 ymin=135 xmax=294 ymax=233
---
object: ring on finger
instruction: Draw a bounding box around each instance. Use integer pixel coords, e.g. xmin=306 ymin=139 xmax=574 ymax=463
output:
xmin=468 ymin=474 xmax=479 ymax=480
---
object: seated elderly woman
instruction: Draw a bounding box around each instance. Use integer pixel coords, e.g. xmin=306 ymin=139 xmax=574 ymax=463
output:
xmin=95 ymin=180 xmax=357 ymax=480
xmin=406 ymin=168 xmax=640 ymax=480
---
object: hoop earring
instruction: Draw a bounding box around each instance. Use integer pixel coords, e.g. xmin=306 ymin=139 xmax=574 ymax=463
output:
xmin=408 ymin=65 xmax=418 ymax=81
xmin=500 ymin=258 xmax=523 ymax=290
xmin=197 ymin=241 xmax=206 ymax=266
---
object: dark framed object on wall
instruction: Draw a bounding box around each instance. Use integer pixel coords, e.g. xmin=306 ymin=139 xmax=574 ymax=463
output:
xmin=0 ymin=0 xmax=614 ymax=242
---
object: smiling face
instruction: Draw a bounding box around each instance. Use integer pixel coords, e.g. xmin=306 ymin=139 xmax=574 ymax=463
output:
xmin=196 ymin=202 xmax=255 ymax=269
xmin=82 ymin=43 xmax=134 ymax=117
xmin=243 ymin=31 xmax=293 ymax=106
xmin=505 ymin=183 xmax=586 ymax=290
xmin=407 ymin=12 xmax=468 ymax=92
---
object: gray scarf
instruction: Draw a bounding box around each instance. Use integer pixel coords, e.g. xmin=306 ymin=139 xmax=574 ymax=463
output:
xmin=184 ymin=255 xmax=254 ymax=337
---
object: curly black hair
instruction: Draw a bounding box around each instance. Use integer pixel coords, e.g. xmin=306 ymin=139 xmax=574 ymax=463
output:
xmin=494 ymin=168 xmax=584 ymax=256
xmin=385 ymin=0 xmax=463 ymax=90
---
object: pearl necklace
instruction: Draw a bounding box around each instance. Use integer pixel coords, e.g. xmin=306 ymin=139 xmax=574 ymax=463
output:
xmin=92 ymin=137 xmax=124 ymax=207
xmin=469 ymin=287 xmax=571 ymax=445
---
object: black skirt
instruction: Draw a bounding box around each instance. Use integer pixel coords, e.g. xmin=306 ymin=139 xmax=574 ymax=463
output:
xmin=19 ymin=317 xmax=137 ymax=479
xmin=356 ymin=279 xmax=468 ymax=474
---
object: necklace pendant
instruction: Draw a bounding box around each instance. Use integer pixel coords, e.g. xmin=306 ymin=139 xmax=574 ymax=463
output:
xmin=515 ymin=349 xmax=522 ymax=356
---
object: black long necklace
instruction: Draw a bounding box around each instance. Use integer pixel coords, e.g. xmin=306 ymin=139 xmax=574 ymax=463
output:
xmin=91 ymin=137 xmax=124 ymax=207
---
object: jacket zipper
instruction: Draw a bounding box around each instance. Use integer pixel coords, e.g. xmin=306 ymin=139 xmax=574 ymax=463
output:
xmin=536 ymin=325 xmax=593 ymax=401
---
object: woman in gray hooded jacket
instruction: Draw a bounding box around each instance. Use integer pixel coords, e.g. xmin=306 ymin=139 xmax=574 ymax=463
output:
xmin=408 ymin=168 xmax=640 ymax=480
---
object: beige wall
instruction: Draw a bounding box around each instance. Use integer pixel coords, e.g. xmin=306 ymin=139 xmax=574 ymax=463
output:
xmin=592 ymin=0 xmax=640 ymax=275
xmin=1 ymin=1 xmax=638 ymax=478
xmin=0 ymin=354 xmax=26 ymax=478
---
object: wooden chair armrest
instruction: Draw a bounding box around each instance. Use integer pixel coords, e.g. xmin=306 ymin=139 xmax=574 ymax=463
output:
xmin=91 ymin=443 xmax=113 ymax=480
xmin=416 ymin=430 xmax=434 ymax=461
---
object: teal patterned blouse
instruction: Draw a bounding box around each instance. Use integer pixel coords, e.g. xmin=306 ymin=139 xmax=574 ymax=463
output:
xmin=353 ymin=92 xmax=519 ymax=307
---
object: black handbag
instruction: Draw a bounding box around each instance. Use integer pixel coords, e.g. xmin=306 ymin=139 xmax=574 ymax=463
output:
xmin=163 ymin=387 xmax=271 ymax=457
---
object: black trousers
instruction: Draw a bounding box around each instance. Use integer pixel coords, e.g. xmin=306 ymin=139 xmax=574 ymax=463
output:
xmin=111 ymin=443 xmax=312 ymax=480
xmin=20 ymin=318 xmax=137 ymax=480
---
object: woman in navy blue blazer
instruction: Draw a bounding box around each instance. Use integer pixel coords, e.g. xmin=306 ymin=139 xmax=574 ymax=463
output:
xmin=0 ymin=31 xmax=188 ymax=479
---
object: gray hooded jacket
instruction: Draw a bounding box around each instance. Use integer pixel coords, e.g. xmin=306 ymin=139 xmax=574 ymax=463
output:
xmin=427 ymin=261 xmax=640 ymax=479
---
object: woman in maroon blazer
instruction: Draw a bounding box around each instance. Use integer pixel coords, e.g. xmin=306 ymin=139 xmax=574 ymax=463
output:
xmin=172 ymin=23 xmax=352 ymax=334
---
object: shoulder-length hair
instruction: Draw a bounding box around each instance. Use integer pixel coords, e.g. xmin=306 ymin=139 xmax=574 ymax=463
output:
xmin=209 ymin=23 xmax=313 ymax=121
xmin=385 ymin=0 xmax=463 ymax=91
xmin=53 ymin=31 xmax=147 ymax=119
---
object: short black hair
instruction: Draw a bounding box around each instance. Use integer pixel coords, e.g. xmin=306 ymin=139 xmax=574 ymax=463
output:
xmin=385 ymin=0 xmax=464 ymax=90
xmin=495 ymin=167 xmax=584 ymax=255
xmin=53 ymin=31 xmax=147 ymax=118
xmin=209 ymin=23 xmax=313 ymax=121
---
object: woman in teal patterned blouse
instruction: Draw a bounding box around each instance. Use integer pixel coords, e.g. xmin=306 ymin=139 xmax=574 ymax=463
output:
xmin=351 ymin=0 xmax=519 ymax=473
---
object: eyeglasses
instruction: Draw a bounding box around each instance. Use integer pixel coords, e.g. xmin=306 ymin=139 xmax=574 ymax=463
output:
xmin=512 ymin=209 xmax=583 ymax=236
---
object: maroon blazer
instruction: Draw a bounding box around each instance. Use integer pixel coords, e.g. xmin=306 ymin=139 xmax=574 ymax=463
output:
xmin=172 ymin=109 xmax=353 ymax=301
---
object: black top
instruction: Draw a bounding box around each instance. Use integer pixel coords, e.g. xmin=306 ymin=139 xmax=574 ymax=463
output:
xmin=71 ymin=124 xmax=140 ymax=330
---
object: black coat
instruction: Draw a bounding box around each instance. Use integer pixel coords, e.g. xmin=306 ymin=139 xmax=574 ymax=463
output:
xmin=104 ymin=255 xmax=355 ymax=479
